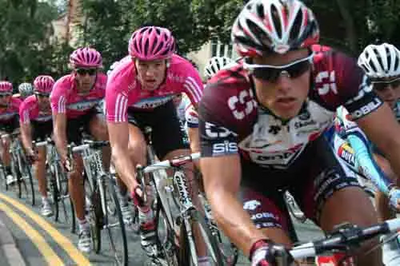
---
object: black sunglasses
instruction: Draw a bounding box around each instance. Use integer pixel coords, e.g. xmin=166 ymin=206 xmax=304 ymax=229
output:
xmin=372 ymin=78 xmax=400 ymax=92
xmin=35 ymin=92 xmax=50 ymax=98
xmin=0 ymin=93 xmax=11 ymax=98
xmin=244 ymin=53 xmax=314 ymax=83
xmin=76 ymin=68 xmax=97 ymax=76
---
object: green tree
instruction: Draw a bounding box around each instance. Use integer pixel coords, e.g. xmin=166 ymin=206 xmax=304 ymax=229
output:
xmin=0 ymin=0 xmax=59 ymax=85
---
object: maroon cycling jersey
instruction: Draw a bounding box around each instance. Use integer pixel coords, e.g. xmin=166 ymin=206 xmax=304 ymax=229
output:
xmin=199 ymin=45 xmax=383 ymax=169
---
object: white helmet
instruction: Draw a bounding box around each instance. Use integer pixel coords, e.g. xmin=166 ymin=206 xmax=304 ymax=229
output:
xmin=358 ymin=43 xmax=400 ymax=79
xmin=18 ymin=82 xmax=33 ymax=98
xmin=204 ymin=56 xmax=235 ymax=79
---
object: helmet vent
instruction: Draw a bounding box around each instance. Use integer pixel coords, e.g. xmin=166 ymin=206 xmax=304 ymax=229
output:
xmin=290 ymin=10 xmax=303 ymax=42
xmin=256 ymin=3 xmax=265 ymax=20
xmin=271 ymin=5 xmax=282 ymax=39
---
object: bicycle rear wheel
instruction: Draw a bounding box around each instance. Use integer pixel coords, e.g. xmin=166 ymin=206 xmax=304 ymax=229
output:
xmin=104 ymin=176 xmax=128 ymax=265
xmin=179 ymin=209 xmax=226 ymax=266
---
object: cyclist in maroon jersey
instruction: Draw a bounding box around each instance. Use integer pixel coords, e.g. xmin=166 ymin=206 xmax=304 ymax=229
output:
xmin=198 ymin=0 xmax=400 ymax=265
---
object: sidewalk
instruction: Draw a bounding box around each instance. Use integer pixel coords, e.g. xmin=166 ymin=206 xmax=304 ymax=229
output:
xmin=0 ymin=210 xmax=26 ymax=266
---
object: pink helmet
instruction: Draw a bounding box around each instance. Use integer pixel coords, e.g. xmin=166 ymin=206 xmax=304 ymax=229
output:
xmin=69 ymin=47 xmax=103 ymax=68
xmin=0 ymin=81 xmax=13 ymax=93
xmin=232 ymin=0 xmax=319 ymax=57
xmin=34 ymin=75 xmax=55 ymax=94
xmin=128 ymin=26 xmax=176 ymax=60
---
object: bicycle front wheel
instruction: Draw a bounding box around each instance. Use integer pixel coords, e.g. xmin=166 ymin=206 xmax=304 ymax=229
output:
xmin=179 ymin=209 xmax=226 ymax=266
xmin=104 ymin=176 xmax=128 ymax=266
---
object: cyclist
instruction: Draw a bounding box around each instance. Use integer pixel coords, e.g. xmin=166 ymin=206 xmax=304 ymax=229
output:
xmin=20 ymin=75 xmax=55 ymax=217
xmin=356 ymin=43 xmax=400 ymax=265
xmin=204 ymin=56 xmax=235 ymax=80
xmin=106 ymin=26 xmax=206 ymax=262
xmin=50 ymin=47 xmax=109 ymax=253
xmin=18 ymin=82 xmax=34 ymax=100
xmin=198 ymin=0 xmax=400 ymax=265
xmin=0 ymin=81 xmax=22 ymax=185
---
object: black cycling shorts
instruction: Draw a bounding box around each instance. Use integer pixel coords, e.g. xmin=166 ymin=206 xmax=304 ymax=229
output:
xmin=0 ymin=116 xmax=20 ymax=134
xmin=66 ymin=108 xmax=100 ymax=144
xmin=31 ymin=121 xmax=53 ymax=141
xmin=127 ymin=100 xmax=189 ymax=160
xmin=240 ymin=135 xmax=361 ymax=232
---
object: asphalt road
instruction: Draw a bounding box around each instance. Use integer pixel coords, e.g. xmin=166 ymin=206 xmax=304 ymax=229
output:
xmin=0 ymin=176 xmax=324 ymax=266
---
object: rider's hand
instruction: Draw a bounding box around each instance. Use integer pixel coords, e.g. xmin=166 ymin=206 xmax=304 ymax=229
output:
xmin=250 ymin=239 xmax=295 ymax=266
xmin=63 ymin=157 xmax=73 ymax=173
xmin=26 ymin=148 xmax=37 ymax=164
xmin=388 ymin=187 xmax=400 ymax=210
xmin=131 ymin=186 xmax=145 ymax=207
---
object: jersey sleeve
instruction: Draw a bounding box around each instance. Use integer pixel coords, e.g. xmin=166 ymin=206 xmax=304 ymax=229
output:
xmin=19 ymin=99 xmax=30 ymax=124
xmin=185 ymin=105 xmax=199 ymax=128
xmin=50 ymin=77 xmax=68 ymax=115
xmin=105 ymin=74 xmax=128 ymax=123
xmin=199 ymin=69 xmax=251 ymax=158
xmin=181 ymin=64 xmax=204 ymax=107
xmin=333 ymin=52 xmax=383 ymax=119
xmin=313 ymin=50 xmax=383 ymax=119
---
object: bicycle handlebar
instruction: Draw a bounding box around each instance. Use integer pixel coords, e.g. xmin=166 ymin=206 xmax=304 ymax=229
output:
xmin=70 ymin=140 xmax=109 ymax=153
xmin=33 ymin=137 xmax=54 ymax=148
xmin=289 ymin=217 xmax=400 ymax=260
xmin=142 ymin=152 xmax=200 ymax=174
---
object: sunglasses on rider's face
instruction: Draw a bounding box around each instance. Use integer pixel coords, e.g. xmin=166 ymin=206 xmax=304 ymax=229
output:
xmin=35 ymin=92 xmax=50 ymax=98
xmin=0 ymin=93 xmax=11 ymax=98
xmin=371 ymin=77 xmax=400 ymax=92
xmin=243 ymin=53 xmax=314 ymax=83
xmin=76 ymin=68 xmax=97 ymax=76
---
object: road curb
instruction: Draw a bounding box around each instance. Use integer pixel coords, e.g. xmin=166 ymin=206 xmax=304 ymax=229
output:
xmin=0 ymin=211 xmax=27 ymax=266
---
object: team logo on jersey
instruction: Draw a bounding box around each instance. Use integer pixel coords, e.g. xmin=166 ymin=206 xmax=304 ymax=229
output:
xmin=243 ymin=200 xmax=261 ymax=211
xmin=268 ymin=125 xmax=281 ymax=135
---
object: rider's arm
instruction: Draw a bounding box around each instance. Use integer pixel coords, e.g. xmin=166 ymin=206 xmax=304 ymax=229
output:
xmin=53 ymin=113 xmax=68 ymax=162
xmin=201 ymin=155 xmax=266 ymax=257
xmin=20 ymin=122 xmax=33 ymax=152
xmin=355 ymin=104 xmax=400 ymax=180
xmin=346 ymin=130 xmax=393 ymax=194
xmin=187 ymin=127 xmax=200 ymax=153
xmin=107 ymin=122 xmax=138 ymax=193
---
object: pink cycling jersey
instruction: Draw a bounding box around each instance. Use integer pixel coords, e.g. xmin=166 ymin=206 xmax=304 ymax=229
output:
xmin=106 ymin=54 xmax=203 ymax=122
xmin=0 ymin=97 xmax=21 ymax=122
xmin=19 ymin=95 xmax=52 ymax=124
xmin=51 ymin=73 xmax=107 ymax=119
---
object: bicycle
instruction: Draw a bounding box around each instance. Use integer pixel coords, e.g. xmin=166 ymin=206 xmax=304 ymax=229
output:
xmin=136 ymin=146 xmax=236 ymax=266
xmin=33 ymin=138 xmax=76 ymax=232
xmin=2 ymin=132 xmax=35 ymax=206
xmin=69 ymin=139 xmax=128 ymax=266
xmin=284 ymin=217 xmax=400 ymax=265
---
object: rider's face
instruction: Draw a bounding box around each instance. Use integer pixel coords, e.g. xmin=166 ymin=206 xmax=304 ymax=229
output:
xmin=0 ymin=94 xmax=11 ymax=107
xmin=249 ymin=49 xmax=311 ymax=120
xmin=372 ymin=77 xmax=400 ymax=108
xmin=134 ymin=59 xmax=167 ymax=91
xmin=74 ymin=68 xmax=97 ymax=93
xmin=36 ymin=93 xmax=50 ymax=110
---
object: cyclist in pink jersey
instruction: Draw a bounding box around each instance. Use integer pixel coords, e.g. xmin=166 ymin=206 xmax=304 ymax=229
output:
xmin=106 ymin=26 xmax=206 ymax=262
xmin=20 ymin=75 xmax=54 ymax=217
xmin=50 ymin=47 xmax=109 ymax=253
xmin=0 ymin=81 xmax=22 ymax=185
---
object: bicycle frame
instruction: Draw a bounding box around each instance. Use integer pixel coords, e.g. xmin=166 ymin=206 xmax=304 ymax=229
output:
xmin=72 ymin=141 xmax=109 ymax=220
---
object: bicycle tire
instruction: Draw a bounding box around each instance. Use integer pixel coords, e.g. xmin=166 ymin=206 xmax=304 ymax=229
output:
xmin=104 ymin=176 xmax=128 ymax=266
xmin=88 ymin=182 xmax=102 ymax=253
xmin=155 ymin=197 xmax=179 ymax=265
xmin=50 ymin=168 xmax=60 ymax=221
xmin=20 ymin=158 xmax=35 ymax=206
xmin=179 ymin=209 xmax=226 ymax=266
